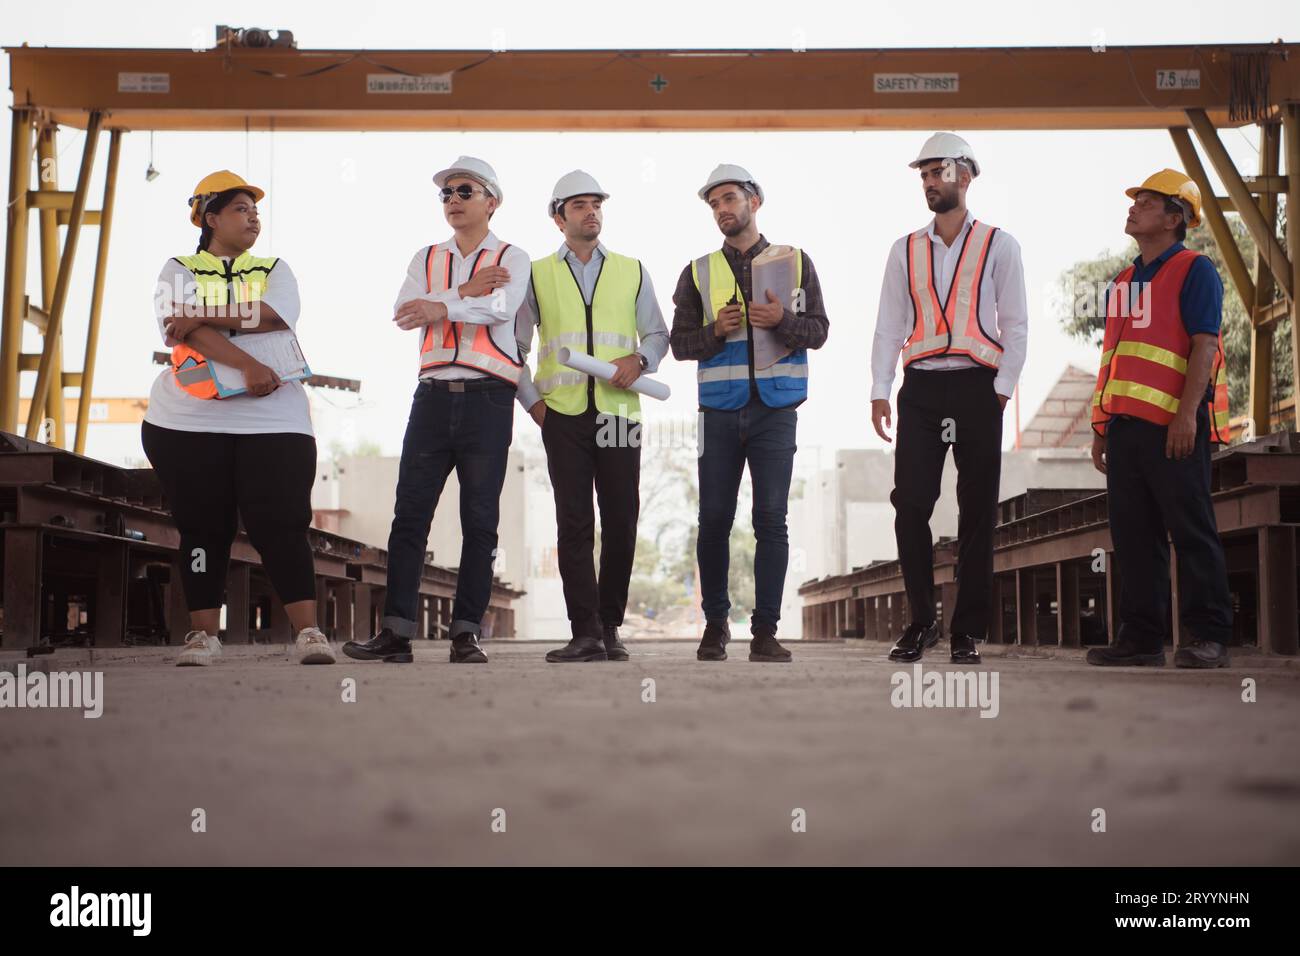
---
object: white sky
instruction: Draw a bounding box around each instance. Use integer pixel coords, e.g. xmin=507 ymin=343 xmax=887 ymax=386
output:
xmin=2 ymin=0 xmax=1294 ymax=466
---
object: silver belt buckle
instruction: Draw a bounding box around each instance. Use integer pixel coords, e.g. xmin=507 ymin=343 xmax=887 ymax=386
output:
xmin=449 ymin=381 xmax=465 ymax=393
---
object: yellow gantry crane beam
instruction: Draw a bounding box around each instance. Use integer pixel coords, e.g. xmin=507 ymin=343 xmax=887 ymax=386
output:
xmin=5 ymin=43 xmax=1300 ymax=131
xmin=3 ymin=40 xmax=1300 ymax=446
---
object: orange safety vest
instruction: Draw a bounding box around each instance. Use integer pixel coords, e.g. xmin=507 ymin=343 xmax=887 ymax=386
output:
xmin=902 ymin=220 xmax=1004 ymax=369
xmin=418 ymin=243 xmax=522 ymax=384
xmin=1090 ymin=248 xmax=1230 ymax=443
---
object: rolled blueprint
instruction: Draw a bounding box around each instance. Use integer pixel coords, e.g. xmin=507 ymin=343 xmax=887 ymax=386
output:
xmin=557 ymin=347 xmax=672 ymax=401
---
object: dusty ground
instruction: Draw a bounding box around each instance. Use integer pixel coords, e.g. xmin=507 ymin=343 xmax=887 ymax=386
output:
xmin=1 ymin=637 xmax=1297 ymax=866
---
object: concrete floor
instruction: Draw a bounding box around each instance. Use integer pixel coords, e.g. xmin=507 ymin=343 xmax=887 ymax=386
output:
xmin=1 ymin=639 xmax=1297 ymax=866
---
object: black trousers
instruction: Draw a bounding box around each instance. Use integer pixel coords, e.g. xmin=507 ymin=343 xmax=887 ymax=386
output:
xmin=1105 ymin=404 xmax=1233 ymax=646
xmin=141 ymin=420 xmax=318 ymax=613
xmin=541 ymin=402 xmax=641 ymax=640
xmin=891 ymin=365 xmax=1004 ymax=637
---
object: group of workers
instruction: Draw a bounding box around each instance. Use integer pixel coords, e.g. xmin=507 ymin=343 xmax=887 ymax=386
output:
xmin=141 ymin=131 xmax=1235 ymax=670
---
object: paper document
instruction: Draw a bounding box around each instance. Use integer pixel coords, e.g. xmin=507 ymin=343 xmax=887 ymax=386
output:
xmin=207 ymin=330 xmax=313 ymax=398
xmin=750 ymin=245 xmax=800 ymax=369
xmin=557 ymin=348 xmax=671 ymax=401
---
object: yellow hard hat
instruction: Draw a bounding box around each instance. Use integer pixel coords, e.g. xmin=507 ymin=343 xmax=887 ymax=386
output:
xmin=188 ymin=170 xmax=265 ymax=227
xmin=1125 ymin=169 xmax=1201 ymax=228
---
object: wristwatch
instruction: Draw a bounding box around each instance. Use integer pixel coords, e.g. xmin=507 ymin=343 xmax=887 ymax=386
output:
xmin=637 ymin=353 xmax=648 ymax=371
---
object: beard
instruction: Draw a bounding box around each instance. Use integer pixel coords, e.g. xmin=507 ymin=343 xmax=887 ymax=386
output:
xmin=926 ymin=190 xmax=959 ymax=214
xmin=718 ymin=207 xmax=751 ymax=237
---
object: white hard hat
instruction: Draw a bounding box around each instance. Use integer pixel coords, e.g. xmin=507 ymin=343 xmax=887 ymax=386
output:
xmin=698 ymin=163 xmax=764 ymax=203
xmin=549 ymin=170 xmax=609 ymax=217
xmin=909 ymin=132 xmax=980 ymax=178
xmin=433 ymin=156 xmax=503 ymax=202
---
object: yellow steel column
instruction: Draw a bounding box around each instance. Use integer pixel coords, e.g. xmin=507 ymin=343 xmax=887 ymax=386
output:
xmin=1285 ymin=104 xmax=1300 ymax=431
xmin=1169 ymin=127 xmax=1255 ymax=312
xmin=35 ymin=123 xmax=65 ymax=446
xmin=1249 ymin=124 xmax=1282 ymax=434
xmin=74 ymin=128 xmax=122 ymax=455
xmin=1 ymin=108 xmax=35 ymax=433
xmin=23 ymin=110 xmax=100 ymax=440
xmin=1187 ymin=109 xmax=1293 ymax=304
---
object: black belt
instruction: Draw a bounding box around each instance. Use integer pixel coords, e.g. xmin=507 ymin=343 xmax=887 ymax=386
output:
xmin=420 ymin=377 xmax=514 ymax=393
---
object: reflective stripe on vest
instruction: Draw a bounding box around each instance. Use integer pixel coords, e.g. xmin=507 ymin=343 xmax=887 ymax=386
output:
xmin=531 ymin=250 xmax=643 ymax=421
xmin=169 ymin=250 xmax=278 ymax=400
xmin=902 ymin=220 xmax=1003 ymax=369
xmin=691 ymin=248 xmax=808 ymax=411
xmin=418 ymin=242 xmax=523 ymax=385
xmin=1089 ymin=249 xmax=1231 ymax=444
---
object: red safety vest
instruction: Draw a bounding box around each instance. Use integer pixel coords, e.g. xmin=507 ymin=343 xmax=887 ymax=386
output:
xmin=1090 ymin=248 xmax=1230 ymax=443
xmin=419 ymin=243 xmax=522 ymax=384
xmin=902 ymin=220 xmax=1004 ymax=368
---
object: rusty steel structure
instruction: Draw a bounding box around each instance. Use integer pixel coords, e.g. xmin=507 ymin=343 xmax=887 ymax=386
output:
xmin=0 ymin=431 xmax=521 ymax=649
xmin=800 ymin=434 xmax=1300 ymax=654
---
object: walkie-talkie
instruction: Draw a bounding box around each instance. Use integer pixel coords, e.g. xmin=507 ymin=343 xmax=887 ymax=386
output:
xmin=729 ymin=281 xmax=744 ymax=326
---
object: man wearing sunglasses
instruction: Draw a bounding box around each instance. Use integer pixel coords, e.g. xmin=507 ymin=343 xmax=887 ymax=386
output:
xmin=515 ymin=170 xmax=669 ymax=663
xmin=670 ymin=164 xmax=830 ymax=663
xmin=343 ymin=156 xmax=531 ymax=665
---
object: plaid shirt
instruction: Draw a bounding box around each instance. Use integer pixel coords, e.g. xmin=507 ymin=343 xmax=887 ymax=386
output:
xmin=669 ymin=234 xmax=829 ymax=364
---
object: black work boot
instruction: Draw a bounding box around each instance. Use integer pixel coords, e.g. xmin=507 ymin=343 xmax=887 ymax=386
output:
xmin=545 ymin=635 xmax=609 ymax=663
xmin=888 ymin=621 xmax=941 ymax=663
xmin=950 ymin=632 xmax=982 ymax=664
xmin=1086 ymin=627 xmax=1165 ymax=667
xmin=449 ymin=621 xmax=488 ymax=664
xmin=749 ymin=627 xmax=792 ymax=663
xmin=602 ymin=625 xmax=630 ymax=662
xmin=696 ymin=621 xmax=730 ymax=661
xmin=1174 ymin=639 xmax=1229 ymax=669
xmin=342 ymin=628 xmax=413 ymax=663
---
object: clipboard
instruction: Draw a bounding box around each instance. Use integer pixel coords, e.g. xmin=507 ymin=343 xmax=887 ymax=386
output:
xmin=750 ymin=245 xmax=800 ymax=369
xmin=205 ymin=330 xmax=313 ymax=398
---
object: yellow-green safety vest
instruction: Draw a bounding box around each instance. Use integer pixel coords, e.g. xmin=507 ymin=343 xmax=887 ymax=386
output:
xmin=170 ymin=250 xmax=278 ymax=399
xmin=531 ymin=249 xmax=643 ymax=422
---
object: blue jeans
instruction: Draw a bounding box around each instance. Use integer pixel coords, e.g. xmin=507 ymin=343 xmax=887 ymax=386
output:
xmin=697 ymin=399 xmax=797 ymax=632
xmin=383 ymin=379 xmax=514 ymax=638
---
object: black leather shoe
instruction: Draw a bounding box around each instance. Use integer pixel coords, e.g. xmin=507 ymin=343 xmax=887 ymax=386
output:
xmin=450 ymin=632 xmax=488 ymax=664
xmin=950 ymin=633 xmax=982 ymax=664
xmin=342 ymin=628 xmax=412 ymax=663
xmin=545 ymin=636 xmax=608 ymax=663
xmin=602 ymin=625 xmax=629 ymax=662
xmin=749 ymin=629 xmax=792 ymax=663
xmin=696 ymin=621 xmax=730 ymax=661
xmin=1086 ymin=637 xmax=1165 ymax=667
xmin=889 ymin=621 xmax=940 ymax=662
xmin=1174 ymin=639 xmax=1229 ymax=669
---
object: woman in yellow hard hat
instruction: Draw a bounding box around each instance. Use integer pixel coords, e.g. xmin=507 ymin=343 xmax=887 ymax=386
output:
xmin=140 ymin=170 xmax=334 ymax=666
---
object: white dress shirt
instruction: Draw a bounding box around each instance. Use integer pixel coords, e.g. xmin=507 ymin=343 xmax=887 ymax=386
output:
xmin=870 ymin=211 xmax=1028 ymax=400
xmin=393 ymin=230 xmax=532 ymax=381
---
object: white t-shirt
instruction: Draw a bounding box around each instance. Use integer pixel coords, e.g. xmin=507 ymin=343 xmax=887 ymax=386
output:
xmin=144 ymin=256 xmax=314 ymax=436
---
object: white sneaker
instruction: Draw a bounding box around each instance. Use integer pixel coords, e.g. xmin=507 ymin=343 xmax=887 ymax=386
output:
xmin=177 ymin=630 xmax=222 ymax=667
xmin=295 ymin=626 xmax=336 ymax=665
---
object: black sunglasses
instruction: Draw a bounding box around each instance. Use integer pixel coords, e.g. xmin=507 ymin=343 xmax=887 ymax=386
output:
xmin=440 ymin=184 xmax=487 ymax=203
